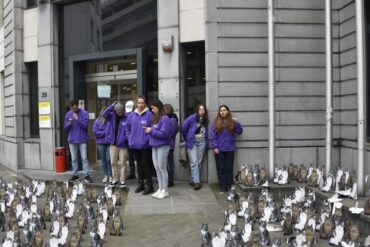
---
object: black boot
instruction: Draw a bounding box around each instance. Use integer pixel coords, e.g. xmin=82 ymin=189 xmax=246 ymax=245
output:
xmin=142 ymin=180 xmax=154 ymax=195
xmin=135 ymin=180 xmax=145 ymax=193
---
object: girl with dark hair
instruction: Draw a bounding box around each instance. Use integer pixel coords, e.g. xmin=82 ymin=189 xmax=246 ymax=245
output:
xmin=144 ymin=99 xmax=171 ymax=199
xmin=93 ymin=106 xmax=112 ymax=183
xmin=164 ymin=104 xmax=179 ymax=187
xmin=210 ymin=105 xmax=243 ymax=193
xmin=182 ymin=104 xmax=209 ymax=190
xmin=125 ymin=96 xmax=154 ymax=195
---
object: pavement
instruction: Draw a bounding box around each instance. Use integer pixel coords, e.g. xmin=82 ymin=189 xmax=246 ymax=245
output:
xmin=4 ymin=165 xmax=367 ymax=246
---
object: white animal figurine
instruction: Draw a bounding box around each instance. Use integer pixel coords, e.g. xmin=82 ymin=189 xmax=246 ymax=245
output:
xmin=242 ymin=219 xmax=252 ymax=243
xmin=329 ymin=220 xmax=344 ymax=246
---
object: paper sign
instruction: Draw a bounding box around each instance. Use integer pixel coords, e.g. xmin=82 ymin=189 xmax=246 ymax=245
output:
xmin=97 ymin=85 xmax=111 ymax=98
xmin=89 ymin=113 xmax=95 ymax=119
xmin=39 ymin=115 xmax=51 ymax=128
xmin=39 ymin=101 xmax=51 ymax=115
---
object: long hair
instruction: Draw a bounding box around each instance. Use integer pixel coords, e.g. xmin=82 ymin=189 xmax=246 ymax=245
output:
xmin=195 ymin=104 xmax=208 ymax=124
xmin=97 ymin=106 xmax=106 ymax=125
xmin=150 ymin=99 xmax=165 ymax=124
xmin=214 ymin=105 xmax=234 ymax=133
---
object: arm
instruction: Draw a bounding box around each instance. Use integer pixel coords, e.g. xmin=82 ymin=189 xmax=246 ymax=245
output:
xmin=181 ymin=115 xmax=192 ymax=141
xmin=209 ymin=123 xmax=219 ymax=153
xmin=150 ymin=117 xmax=171 ymax=140
xmin=125 ymin=114 xmax=132 ymax=139
xmin=102 ymin=104 xmax=114 ymax=120
xmin=93 ymin=120 xmax=105 ymax=138
xmin=63 ymin=113 xmax=71 ymax=130
xmin=234 ymin=121 xmax=243 ymax=135
xmin=170 ymin=118 xmax=179 ymax=138
xmin=75 ymin=111 xmax=89 ymax=130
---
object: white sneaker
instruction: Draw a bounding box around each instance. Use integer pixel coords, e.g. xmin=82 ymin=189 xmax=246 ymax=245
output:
xmin=152 ymin=189 xmax=161 ymax=198
xmin=102 ymin=176 xmax=108 ymax=183
xmin=108 ymin=177 xmax=113 ymax=183
xmin=156 ymin=189 xmax=169 ymax=200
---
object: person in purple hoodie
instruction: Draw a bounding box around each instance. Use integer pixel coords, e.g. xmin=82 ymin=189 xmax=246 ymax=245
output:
xmin=93 ymin=106 xmax=112 ymax=183
xmin=182 ymin=104 xmax=209 ymax=190
xmin=103 ymin=101 xmax=129 ymax=188
xmin=210 ymin=105 xmax=243 ymax=193
xmin=64 ymin=100 xmax=92 ymax=183
xmin=125 ymin=96 xmax=154 ymax=195
xmin=163 ymin=104 xmax=179 ymax=187
xmin=144 ymin=99 xmax=171 ymax=199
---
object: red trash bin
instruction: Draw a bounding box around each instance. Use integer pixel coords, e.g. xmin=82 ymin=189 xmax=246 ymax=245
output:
xmin=55 ymin=147 xmax=66 ymax=173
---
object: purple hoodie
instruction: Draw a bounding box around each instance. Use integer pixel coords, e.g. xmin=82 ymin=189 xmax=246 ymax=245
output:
xmin=103 ymin=104 xmax=129 ymax=148
xmin=210 ymin=121 xmax=243 ymax=152
xmin=125 ymin=107 xmax=153 ymax=149
xmin=93 ymin=118 xmax=110 ymax=144
xmin=181 ymin=114 xmax=208 ymax=149
xmin=64 ymin=109 xmax=89 ymax=144
xmin=168 ymin=116 xmax=179 ymax=150
xmin=148 ymin=115 xmax=171 ymax=147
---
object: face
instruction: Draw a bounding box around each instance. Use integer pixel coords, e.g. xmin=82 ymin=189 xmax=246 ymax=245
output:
xmin=198 ymin=105 xmax=205 ymax=117
xmin=70 ymin=104 xmax=78 ymax=113
xmin=219 ymin=107 xmax=229 ymax=118
xmin=151 ymin=105 xmax=159 ymax=115
xmin=136 ymin=98 xmax=145 ymax=111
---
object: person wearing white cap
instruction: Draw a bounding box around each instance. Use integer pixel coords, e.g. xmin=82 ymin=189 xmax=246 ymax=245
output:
xmin=125 ymin=100 xmax=136 ymax=180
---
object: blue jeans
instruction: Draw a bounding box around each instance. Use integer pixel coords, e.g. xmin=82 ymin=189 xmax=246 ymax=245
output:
xmin=69 ymin=143 xmax=89 ymax=177
xmin=187 ymin=138 xmax=206 ymax=184
xmin=167 ymin=149 xmax=174 ymax=184
xmin=152 ymin=145 xmax=170 ymax=190
xmin=97 ymin=144 xmax=112 ymax=177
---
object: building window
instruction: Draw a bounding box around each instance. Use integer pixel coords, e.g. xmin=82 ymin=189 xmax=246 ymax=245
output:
xmin=27 ymin=62 xmax=39 ymax=138
xmin=366 ymin=1 xmax=370 ymax=140
xmin=27 ymin=0 xmax=37 ymax=9
xmin=0 ymin=72 xmax=4 ymax=135
xmin=181 ymin=41 xmax=206 ymax=118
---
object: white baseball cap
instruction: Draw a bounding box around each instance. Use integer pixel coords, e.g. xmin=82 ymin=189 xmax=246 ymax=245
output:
xmin=125 ymin=100 xmax=134 ymax=113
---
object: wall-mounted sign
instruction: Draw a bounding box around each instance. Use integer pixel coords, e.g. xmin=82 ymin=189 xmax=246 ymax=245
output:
xmin=161 ymin=35 xmax=174 ymax=52
xmin=39 ymin=101 xmax=51 ymax=115
xmin=89 ymin=113 xmax=95 ymax=120
xmin=39 ymin=115 xmax=51 ymax=128
xmin=79 ymin=100 xmax=85 ymax=110
xmin=97 ymin=85 xmax=111 ymax=98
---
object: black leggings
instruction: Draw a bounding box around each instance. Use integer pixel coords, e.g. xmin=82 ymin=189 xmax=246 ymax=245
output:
xmin=215 ymin=151 xmax=234 ymax=190
xmin=133 ymin=148 xmax=152 ymax=183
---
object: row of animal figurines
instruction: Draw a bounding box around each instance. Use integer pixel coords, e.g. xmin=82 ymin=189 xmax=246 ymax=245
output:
xmin=201 ymin=186 xmax=370 ymax=247
xmin=0 ymin=177 xmax=124 ymax=247
xmin=236 ymin=164 xmax=358 ymax=199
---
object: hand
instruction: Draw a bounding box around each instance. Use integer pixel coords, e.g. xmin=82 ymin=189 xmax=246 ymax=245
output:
xmin=68 ymin=119 xmax=73 ymax=126
xmin=73 ymin=113 xmax=78 ymax=120
xmin=232 ymin=117 xmax=238 ymax=122
xmin=113 ymin=101 xmax=119 ymax=106
xmin=213 ymin=148 xmax=219 ymax=154
xmin=144 ymin=127 xmax=151 ymax=134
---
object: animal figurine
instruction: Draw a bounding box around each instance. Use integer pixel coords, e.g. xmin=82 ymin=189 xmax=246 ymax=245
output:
xmin=76 ymin=210 xmax=87 ymax=234
xmin=297 ymin=164 xmax=307 ymax=183
xmin=237 ymin=195 xmax=248 ymax=217
xmin=253 ymin=164 xmax=260 ymax=186
xmin=249 ymin=234 xmax=262 ymax=247
xmin=90 ymin=187 xmax=98 ymax=203
xmin=90 ymin=226 xmax=103 ymax=247
xmin=282 ymin=213 xmax=293 ymax=235
xmin=113 ymin=189 xmax=121 ymax=206
xmin=200 ymin=223 xmax=212 ymax=246
xmin=271 ymin=238 xmax=281 ymax=247
xmin=110 ymin=208 xmax=124 ymax=236
xmin=259 ymin=220 xmax=270 ymax=245
xmin=242 ymin=218 xmax=252 ymax=243
xmin=304 ymin=225 xmax=314 ymax=247
xmin=33 ymin=226 xmax=43 ymax=247
xmin=322 ymin=173 xmax=334 ymax=192
xmin=273 ymin=167 xmax=282 ymax=184
xmin=294 ymin=208 xmax=308 ymax=232
xmin=230 ymin=225 xmax=242 ymax=246
xmin=278 ymin=166 xmax=289 ymax=185
xmin=288 ymin=163 xmax=295 ymax=180
xmin=329 ymin=218 xmax=344 ymax=246
xmin=335 ymin=168 xmax=344 ymax=192
xmin=259 ymin=166 xmax=267 ymax=185
xmin=319 ymin=216 xmax=333 ymax=239
xmin=257 ymin=194 xmax=266 ymax=218
xmin=69 ymin=227 xmax=81 ymax=247
xmin=211 ymin=233 xmax=223 ymax=247
xmin=349 ymin=224 xmax=360 ymax=242
xmin=307 ymin=168 xmax=318 ymax=187
xmin=0 ymin=211 xmax=5 ymax=232
xmin=291 ymin=203 xmax=300 ymax=224
xmin=245 ymin=165 xmax=254 ymax=187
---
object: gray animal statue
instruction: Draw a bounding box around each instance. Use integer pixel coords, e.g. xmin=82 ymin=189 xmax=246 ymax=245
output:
xmin=90 ymin=226 xmax=103 ymax=247
xmin=259 ymin=220 xmax=270 ymax=246
xmin=110 ymin=208 xmax=124 ymax=236
xmin=200 ymin=223 xmax=212 ymax=246
xmin=271 ymin=238 xmax=282 ymax=247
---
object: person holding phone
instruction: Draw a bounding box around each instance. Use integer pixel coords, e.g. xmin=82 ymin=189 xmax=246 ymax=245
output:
xmin=64 ymin=100 xmax=92 ymax=183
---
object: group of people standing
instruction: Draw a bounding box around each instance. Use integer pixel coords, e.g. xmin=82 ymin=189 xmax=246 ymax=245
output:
xmin=64 ymin=96 xmax=243 ymax=199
